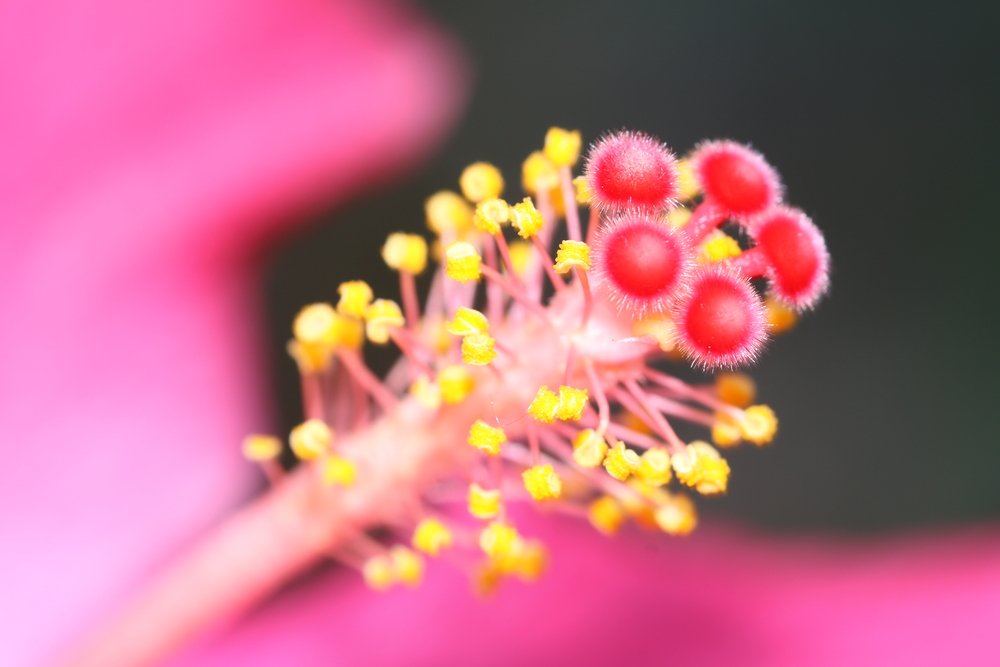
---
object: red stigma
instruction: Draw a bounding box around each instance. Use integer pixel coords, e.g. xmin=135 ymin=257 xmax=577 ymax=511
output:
xmin=752 ymin=207 xmax=829 ymax=309
xmin=595 ymin=214 xmax=694 ymax=313
xmin=692 ymin=141 xmax=781 ymax=219
xmin=584 ymin=131 xmax=680 ymax=212
xmin=675 ymin=266 xmax=766 ymax=367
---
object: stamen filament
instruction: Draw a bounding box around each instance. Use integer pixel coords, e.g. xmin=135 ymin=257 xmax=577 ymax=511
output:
xmin=559 ymin=164 xmax=583 ymax=241
xmin=339 ymin=348 xmax=399 ymax=412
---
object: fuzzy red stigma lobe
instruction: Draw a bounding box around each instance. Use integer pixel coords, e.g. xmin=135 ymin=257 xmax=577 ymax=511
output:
xmin=692 ymin=141 xmax=780 ymax=219
xmin=585 ymin=131 xmax=680 ymax=212
xmin=752 ymin=207 xmax=829 ymax=309
xmin=675 ymin=267 xmax=766 ymax=367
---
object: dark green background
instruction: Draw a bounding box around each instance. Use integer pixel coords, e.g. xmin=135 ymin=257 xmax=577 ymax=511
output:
xmin=264 ymin=0 xmax=999 ymax=531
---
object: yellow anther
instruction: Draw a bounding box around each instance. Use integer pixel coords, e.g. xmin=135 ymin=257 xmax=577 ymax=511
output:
xmin=444 ymin=241 xmax=482 ymax=282
xmin=446 ymin=306 xmax=489 ymax=336
xmin=573 ymin=175 xmax=592 ymax=204
xmin=672 ymin=441 xmax=730 ymax=495
xmin=289 ymin=419 xmax=332 ymax=461
xmin=507 ymin=240 xmax=533 ymax=278
xmin=509 ymin=197 xmax=546 ymax=239
xmin=522 ymin=151 xmax=559 ymax=194
xmin=320 ymin=455 xmax=356 ymax=487
xmin=544 ymin=127 xmax=582 ymax=167
xmin=460 ymin=162 xmax=505 ymax=203
xmin=461 ymin=332 xmax=497 ymax=366
xmin=468 ymin=420 xmax=506 ymax=456
xmin=364 ymin=299 xmax=405 ymax=345
xmin=711 ymin=415 xmax=743 ymax=448
xmin=667 ymin=206 xmax=692 ymax=228
xmin=412 ymin=518 xmax=453 ymax=557
xmin=716 ymin=372 xmax=757 ymax=408
xmin=527 ymin=386 xmax=560 ymax=423
xmin=588 ymin=495 xmax=626 ymax=536
xmin=438 ymin=365 xmax=475 ymax=404
xmin=292 ymin=303 xmax=363 ymax=368
xmin=700 ymin=229 xmax=742 ymax=263
xmin=619 ymin=487 xmax=658 ymax=531
xmin=425 ymin=190 xmax=473 ymax=236
xmin=572 ymin=429 xmax=609 ymax=468
xmin=293 ymin=303 xmax=338 ymax=346
xmin=765 ymin=294 xmax=799 ymax=334
xmin=556 ymin=385 xmax=589 ymax=421
xmin=468 ymin=483 xmax=502 ymax=519
xmin=637 ymin=447 xmax=673 ymax=487
xmin=479 ymin=521 xmax=520 ymax=560
xmin=336 ymin=280 xmax=373 ymax=319
xmin=474 ymin=198 xmax=510 ymax=235
xmin=507 ymin=539 xmax=547 ymax=582
xmin=603 ymin=441 xmax=641 ymax=481
xmin=631 ymin=313 xmax=678 ymax=353
xmin=362 ymin=554 xmax=395 ymax=591
xmin=381 ymin=232 xmax=428 ymax=275
xmin=429 ymin=317 xmax=453 ymax=354
xmin=740 ymin=405 xmax=778 ymax=446
xmin=553 ymin=240 xmax=591 ymax=274
xmin=241 ymin=434 xmax=281 ymax=462
xmin=522 ymin=464 xmax=563 ymax=501
xmin=676 ymin=158 xmax=701 ymax=200
xmin=409 ymin=375 xmax=442 ymax=410
xmin=654 ymin=492 xmax=698 ymax=536
xmin=389 ymin=545 xmax=424 ymax=588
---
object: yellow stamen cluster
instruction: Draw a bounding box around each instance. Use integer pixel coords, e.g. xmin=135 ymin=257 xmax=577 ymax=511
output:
xmin=364 ymin=299 xmax=405 ymax=345
xmin=289 ymin=419 xmax=332 ymax=461
xmin=711 ymin=415 xmax=743 ymax=448
xmin=527 ymin=385 xmax=589 ymax=423
xmin=382 ymin=232 xmax=428 ymax=275
xmin=572 ymin=429 xmax=609 ymax=467
xmin=291 ymin=303 xmax=363 ymax=371
xmin=444 ymin=241 xmax=482 ymax=282
xmin=446 ymin=307 xmax=489 ymax=336
xmin=553 ymin=240 xmax=591 ymax=274
xmin=438 ymin=365 xmax=475 ymax=404
xmin=588 ymin=495 xmax=626 ymax=535
xmin=468 ymin=483 xmax=502 ymax=519
xmin=637 ymin=447 xmax=673 ymax=486
xmin=425 ymin=190 xmax=473 ymax=236
xmin=572 ymin=175 xmax=591 ymax=204
xmin=479 ymin=521 xmax=519 ymax=559
xmin=544 ymin=126 xmax=582 ymax=167
xmin=654 ymin=492 xmax=698 ymax=535
xmin=468 ymin=420 xmax=506 ymax=455
xmin=459 ymin=162 xmax=504 ymax=203
xmin=241 ymin=434 xmax=281 ymax=462
xmin=765 ymin=294 xmax=799 ymax=334
xmin=362 ymin=555 xmax=394 ymax=591
xmin=740 ymin=405 xmax=778 ymax=445
xmin=522 ymin=464 xmax=563 ymax=501
xmin=474 ymin=198 xmax=510 ymax=235
xmin=336 ymin=280 xmax=373 ymax=319
xmin=716 ymin=372 xmax=757 ymax=408
xmin=700 ymin=229 xmax=742 ymax=263
xmin=522 ymin=151 xmax=559 ymax=194
xmin=362 ymin=547 xmax=425 ymax=591
xmin=476 ymin=537 xmax=547 ymax=594
xmin=671 ymin=441 xmax=730 ymax=495
xmin=509 ymin=197 xmax=546 ymax=239
xmin=412 ymin=518 xmax=453 ymax=557
xmin=603 ymin=441 xmax=641 ymax=481
xmin=321 ymin=455 xmax=356 ymax=487
xmin=409 ymin=375 xmax=442 ymax=410
xmin=461 ymin=332 xmax=497 ymax=366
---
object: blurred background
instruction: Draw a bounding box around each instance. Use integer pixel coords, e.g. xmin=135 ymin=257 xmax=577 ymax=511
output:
xmin=264 ymin=0 xmax=998 ymax=532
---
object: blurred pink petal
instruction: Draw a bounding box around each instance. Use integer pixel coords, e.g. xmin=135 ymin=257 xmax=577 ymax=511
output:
xmin=0 ymin=1 xmax=464 ymax=665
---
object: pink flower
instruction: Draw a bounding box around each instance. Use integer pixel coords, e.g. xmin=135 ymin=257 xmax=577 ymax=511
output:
xmin=2 ymin=2 xmax=998 ymax=667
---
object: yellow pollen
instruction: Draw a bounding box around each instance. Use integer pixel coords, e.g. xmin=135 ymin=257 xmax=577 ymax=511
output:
xmin=468 ymin=483 xmax=502 ymax=519
xmin=364 ymin=299 xmax=405 ymax=345
xmin=479 ymin=521 xmax=520 ymax=560
xmin=672 ymin=441 xmax=730 ymax=495
xmin=603 ymin=441 xmax=641 ymax=481
xmin=293 ymin=303 xmax=338 ymax=346
xmin=556 ymin=385 xmax=589 ymax=421
xmin=336 ymin=280 xmax=373 ymax=319
xmin=468 ymin=420 xmax=506 ymax=456
xmin=409 ymin=375 xmax=442 ymax=410
xmin=765 ymin=295 xmax=799 ymax=334
xmin=553 ymin=240 xmax=591 ymax=274
xmin=588 ymin=495 xmax=626 ymax=536
xmin=446 ymin=306 xmax=489 ymax=336
xmin=509 ymin=197 xmax=546 ymax=239
xmin=460 ymin=162 xmax=504 ymax=203
xmin=654 ymin=492 xmax=698 ymax=536
xmin=425 ymin=190 xmax=474 ymax=236
xmin=716 ymin=372 xmax=757 ymax=408
xmin=572 ymin=175 xmax=591 ymax=204
xmin=241 ymin=434 xmax=281 ymax=462
xmin=507 ymin=240 xmax=533 ymax=278
xmin=572 ymin=429 xmax=609 ymax=468
xmin=527 ymin=386 xmax=560 ymax=423
xmin=711 ymin=414 xmax=743 ymax=448
xmin=522 ymin=151 xmax=559 ymax=194
xmin=667 ymin=206 xmax=692 ymax=228
xmin=389 ymin=545 xmax=424 ymax=588
xmin=412 ymin=518 xmax=453 ymax=557
xmin=381 ymin=232 xmax=428 ymax=275
xmin=461 ymin=332 xmax=497 ymax=366
xmin=444 ymin=241 xmax=482 ymax=282
xmin=362 ymin=554 xmax=395 ymax=591
xmin=438 ymin=365 xmax=475 ymax=404
xmin=522 ymin=464 xmax=563 ymax=501
xmin=676 ymin=158 xmax=701 ymax=200
xmin=320 ymin=455 xmax=356 ymax=487
xmin=543 ymin=127 xmax=582 ymax=167
xmin=700 ymin=230 xmax=742 ymax=263
xmin=637 ymin=447 xmax=673 ymax=487
xmin=474 ymin=198 xmax=510 ymax=235
xmin=632 ymin=314 xmax=677 ymax=353
xmin=291 ymin=304 xmax=363 ymax=369
xmin=289 ymin=419 xmax=332 ymax=461
xmin=740 ymin=405 xmax=778 ymax=446
xmin=507 ymin=539 xmax=547 ymax=582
